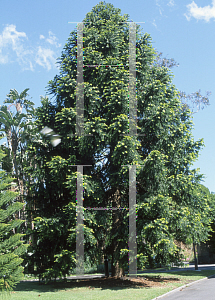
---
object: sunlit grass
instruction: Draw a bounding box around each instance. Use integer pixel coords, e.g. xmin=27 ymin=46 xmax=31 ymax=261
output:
xmin=2 ymin=270 xmax=214 ymax=300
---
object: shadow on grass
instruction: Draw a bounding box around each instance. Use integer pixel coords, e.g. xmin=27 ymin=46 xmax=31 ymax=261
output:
xmin=13 ymin=275 xmax=181 ymax=293
xmin=14 ymin=281 xmax=57 ymax=293
xmin=13 ymin=270 xmax=215 ymax=293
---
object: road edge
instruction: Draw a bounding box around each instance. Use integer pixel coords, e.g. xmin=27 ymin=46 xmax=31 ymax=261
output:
xmin=151 ymin=273 xmax=215 ymax=300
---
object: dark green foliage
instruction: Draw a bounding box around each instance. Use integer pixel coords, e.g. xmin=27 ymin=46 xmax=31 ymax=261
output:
xmin=25 ymin=203 xmax=76 ymax=282
xmin=0 ymin=148 xmax=28 ymax=292
xmin=200 ymin=187 xmax=215 ymax=256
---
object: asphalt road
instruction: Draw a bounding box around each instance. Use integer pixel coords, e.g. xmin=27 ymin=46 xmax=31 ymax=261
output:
xmin=141 ymin=263 xmax=215 ymax=273
xmin=156 ymin=275 xmax=215 ymax=300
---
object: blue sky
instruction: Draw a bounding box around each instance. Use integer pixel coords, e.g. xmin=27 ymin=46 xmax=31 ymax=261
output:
xmin=0 ymin=0 xmax=214 ymax=192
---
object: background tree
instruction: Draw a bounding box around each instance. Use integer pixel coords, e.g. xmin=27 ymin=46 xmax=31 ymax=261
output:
xmin=0 ymin=89 xmax=35 ymax=232
xmin=208 ymin=191 xmax=215 ymax=258
xmin=0 ymin=88 xmax=35 ymax=179
xmin=194 ymin=185 xmax=215 ymax=266
xmin=155 ymin=52 xmax=211 ymax=114
xmin=23 ymin=1 xmax=212 ymax=278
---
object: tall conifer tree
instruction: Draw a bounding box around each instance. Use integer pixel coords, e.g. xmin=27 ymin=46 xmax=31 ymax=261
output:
xmin=26 ymin=1 xmax=211 ymax=277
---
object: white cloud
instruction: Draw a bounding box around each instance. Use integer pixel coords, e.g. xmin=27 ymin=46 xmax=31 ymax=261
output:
xmin=167 ymin=0 xmax=175 ymax=7
xmin=0 ymin=50 xmax=8 ymax=64
xmin=156 ymin=0 xmax=163 ymax=15
xmin=35 ymin=46 xmax=56 ymax=71
xmin=46 ymin=31 xmax=61 ymax=47
xmin=185 ymin=0 xmax=215 ymax=22
xmin=0 ymin=24 xmax=61 ymax=71
xmin=0 ymin=24 xmax=27 ymax=64
xmin=0 ymin=24 xmax=26 ymax=45
xmin=152 ymin=19 xmax=158 ymax=28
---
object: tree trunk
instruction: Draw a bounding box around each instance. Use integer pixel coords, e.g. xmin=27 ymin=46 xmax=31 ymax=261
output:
xmin=104 ymin=255 xmax=109 ymax=277
xmin=111 ymin=256 xmax=124 ymax=277
xmin=110 ymin=188 xmax=125 ymax=278
xmin=193 ymin=241 xmax=198 ymax=270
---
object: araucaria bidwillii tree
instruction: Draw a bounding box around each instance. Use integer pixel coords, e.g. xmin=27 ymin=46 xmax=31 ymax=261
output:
xmin=25 ymin=1 xmax=211 ymax=278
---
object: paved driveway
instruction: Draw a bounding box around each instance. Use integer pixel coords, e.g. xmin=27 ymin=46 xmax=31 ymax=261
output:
xmin=154 ymin=275 xmax=215 ymax=300
xmin=139 ymin=263 xmax=215 ymax=274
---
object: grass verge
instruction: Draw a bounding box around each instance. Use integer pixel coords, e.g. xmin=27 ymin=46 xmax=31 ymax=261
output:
xmin=1 ymin=270 xmax=215 ymax=300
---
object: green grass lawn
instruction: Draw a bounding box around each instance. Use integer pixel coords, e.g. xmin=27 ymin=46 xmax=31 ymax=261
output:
xmin=1 ymin=270 xmax=215 ymax=300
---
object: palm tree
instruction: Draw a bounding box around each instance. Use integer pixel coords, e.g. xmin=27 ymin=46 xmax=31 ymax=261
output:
xmin=0 ymin=89 xmax=35 ymax=230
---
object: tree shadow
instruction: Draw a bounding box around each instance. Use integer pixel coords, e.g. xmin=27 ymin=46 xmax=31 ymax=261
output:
xmin=14 ymin=270 xmax=215 ymax=293
xmin=14 ymin=281 xmax=57 ymax=293
xmin=14 ymin=275 xmax=181 ymax=292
